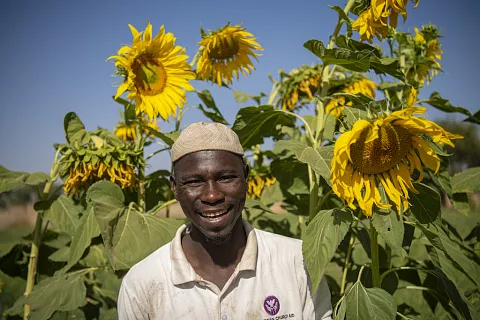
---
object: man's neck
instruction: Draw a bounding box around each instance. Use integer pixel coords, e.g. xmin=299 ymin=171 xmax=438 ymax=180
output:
xmin=182 ymin=219 xmax=247 ymax=269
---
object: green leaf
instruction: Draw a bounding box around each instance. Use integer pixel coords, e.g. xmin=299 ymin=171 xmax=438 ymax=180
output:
xmin=302 ymin=209 xmax=352 ymax=293
xmin=244 ymin=198 xmax=275 ymax=214
xmin=197 ymin=104 xmax=228 ymax=125
xmin=342 ymin=107 xmax=368 ymax=127
xmin=275 ymin=140 xmax=333 ymax=182
xmin=0 ymin=227 xmax=29 ymax=258
xmin=304 ymin=40 xmax=372 ymax=72
xmin=7 ymin=269 xmax=89 ymax=320
xmin=93 ymin=270 xmax=121 ymax=301
xmin=232 ymin=105 xmax=295 ymax=149
xmin=371 ymin=210 xmax=404 ymax=257
xmin=451 ymin=166 xmax=480 ymax=193
xmin=345 ymin=281 xmax=396 ymax=320
xmin=323 ymin=113 xmax=337 ymax=140
xmin=51 ymin=309 xmax=86 ymax=320
xmin=0 ymin=270 xmax=26 ymax=311
xmin=196 ymin=90 xmax=223 ymax=116
xmin=464 ymin=110 xmax=480 ymax=125
xmin=369 ymin=56 xmax=405 ymax=81
xmin=64 ymin=112 xmax=91 ymax=146
xmin=43 ymin=195 xmax=81 ymax=236
xmin=66 ymin=205 xmax=101 ymax=270
xmin=260 ymin=181 xmax=284 ymax=205
xmin=48 ymin=246 xmax=71 ymax=262
xmin=233 ymin=90 xmax=266 ymax=105
xmin=99 ymin=308 xmax=117 ymax=320
xmin=442 ymin=207 xmax=479 ymax=240
xmin=0 ymin=166 xmax=50 ymax=193
xmin=452 ymin=193 xmax=470 ymax=216
xmin=107 ymin=206 xmax=184 ymax=269
xmin=417 ymin=223 xmax=480 ymax=289
xmin=425 ymin=92 xmax=472 ymax=116
xmin=408 ymin=183 xmax=441 ymax=224
xmin=336 ymin=35 xmax=381 ymax=58
xmin=136 ymin=121 xmax=179 ymax=147
xmin=80 ymin=244 xmax=109 ymax=267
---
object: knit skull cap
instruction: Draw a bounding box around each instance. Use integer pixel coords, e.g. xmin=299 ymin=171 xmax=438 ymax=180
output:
xmin=171 ymin=122 xmax=244 ymax=162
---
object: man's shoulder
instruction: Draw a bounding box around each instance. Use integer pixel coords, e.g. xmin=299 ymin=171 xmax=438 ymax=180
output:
xmin=254 ymin=228 xmax=303 ymax=253
xmin=122 ymin=241 xmax=172 ymax=284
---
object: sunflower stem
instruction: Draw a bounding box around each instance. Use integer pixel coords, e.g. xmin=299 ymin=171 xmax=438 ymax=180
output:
xmin=340 ymin=232 xmax=355 ymax=295
xmin=308 ymin=166 xmax=319 ymax=220
xmin=135 ymin=124 xmax=146 ymax=212
xmin=369 ymin=222 xmax=381 ymax=287
xmin=24 ymin=167 xmax=57 ymax=319
xmin=314 ymin=0 xmax=356 ymax=143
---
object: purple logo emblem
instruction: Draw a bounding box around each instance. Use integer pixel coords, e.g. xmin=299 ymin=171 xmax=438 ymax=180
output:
xmin=263 ymin=295 xmax=280 ymax=316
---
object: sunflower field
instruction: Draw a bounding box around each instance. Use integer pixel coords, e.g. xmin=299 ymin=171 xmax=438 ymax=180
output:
xmin=1 ymin=0 xmax=480 ymax=319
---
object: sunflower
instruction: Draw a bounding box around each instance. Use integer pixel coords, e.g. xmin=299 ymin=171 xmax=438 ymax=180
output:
xmin=195 ymin=23 xmax=263 ymax=86
xmin=114 ymin=118 xmax=159 ymax=142
xmin=330 ymin=107 xmax=462 ymax=217
xmin=108 ymin=22 xmax=195 ymax=121
xmin=408 ymin=26 xmax=443 ymax=84
xmin=326 ymin=78 xmax=377 ymax=118
xmin=274 ymin=65 xmax=323 ymax=111
xmin=353 ymin=0 xmax=420 ymax=42
xmin=63 ymin=160 xmax=137 ymax=195
xmin=247 ymin=175 xmax=276 ymax=199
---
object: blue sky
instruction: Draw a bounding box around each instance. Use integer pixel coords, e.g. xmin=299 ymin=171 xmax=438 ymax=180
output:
xmin=0 ymin=0 xmax=478 ymax=174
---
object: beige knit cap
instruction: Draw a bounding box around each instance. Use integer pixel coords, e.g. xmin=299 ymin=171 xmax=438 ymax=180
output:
xmin=171 ymin=122 xmax=244 ymax=162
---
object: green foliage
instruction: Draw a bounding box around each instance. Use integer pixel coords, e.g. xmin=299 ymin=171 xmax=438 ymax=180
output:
xmin=343 ymin=281 xmax=396 ymax=320
xmin=451 ymin=166 xmax=480 ymax=193
xmin=0 ymin=166 xmax=50 ymax=193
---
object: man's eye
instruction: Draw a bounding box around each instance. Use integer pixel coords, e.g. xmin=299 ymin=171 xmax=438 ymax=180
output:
xmin=184 ymin=180 xmax=203 ymax=186
xmin=218 ymin=175 xmax=237 ymax=182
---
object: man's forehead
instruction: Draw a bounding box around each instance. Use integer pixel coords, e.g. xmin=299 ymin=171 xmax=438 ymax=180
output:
xmin=174 ymin=150 xmax=244 ymax=174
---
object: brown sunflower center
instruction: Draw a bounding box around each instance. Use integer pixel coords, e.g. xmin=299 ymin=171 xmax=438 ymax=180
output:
xmin=350 ymin=124 xmax=412 ymax=175
xmin=207 ymin=35 xmax=240 ymax=60
xmin=132 ymin=56 xmax=167 ymax=96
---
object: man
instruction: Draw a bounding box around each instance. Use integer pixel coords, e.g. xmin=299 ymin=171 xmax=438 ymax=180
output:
xmin=118 ymin=122 xmax=332 ymax=319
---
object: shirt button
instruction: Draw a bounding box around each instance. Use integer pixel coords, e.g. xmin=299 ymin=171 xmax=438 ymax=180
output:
xmin=221 ymin=314 xmax=228 ymax=320
xmin=198 ymin=282 xmax=206 ymax=287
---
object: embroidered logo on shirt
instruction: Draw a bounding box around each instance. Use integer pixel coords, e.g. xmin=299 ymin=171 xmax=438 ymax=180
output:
xmin=263 ymin=295 xmax=280 ymax=315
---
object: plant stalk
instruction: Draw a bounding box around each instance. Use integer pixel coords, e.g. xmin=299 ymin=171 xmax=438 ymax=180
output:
xmin=23 ymin=179 xmax=53 ymax=319
xmin=340 ymin=232 xmax=355 ymax=295
xmin=308 ymin=166 xmax=319 ymax=220
xmin=370 ymin=223 xmax=381 ymax=287
xmin=135 ymin=124 xmax=146 ymax=212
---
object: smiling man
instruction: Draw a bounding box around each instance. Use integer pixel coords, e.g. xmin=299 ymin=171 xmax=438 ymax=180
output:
xmin=118 ymin=122 xmax=332 ymax=320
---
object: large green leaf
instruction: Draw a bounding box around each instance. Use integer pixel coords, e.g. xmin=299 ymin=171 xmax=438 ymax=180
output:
xmin=196 ymin=90 xmax=228 ymax=124
xmin=417 ymin=223 xmax=480 ymax=289
xmin=302 ymin=209 xmax=352 ymax=293
xmin=232 ymin=105 xmax=295 ymax=149
xmin=0 ymin=270 xmax=26 ymax=312
xmin=275 ymin=140 xmax=333 ymax=182
xmin=464 ymin=110 xmax=480 ymax=125
xmin=371 ymin=210 xmax=404 ymax=258
xmin=342 ymin=107 xmax=368 ymax=127
xmin=0 ymin=227 xmax=29 ymax=258
xmin=43 ymin=195 xmax=81 ymax=236
xmin=369 ymin=56 xmax=405 ymax=81
xmin=345 ymin=281 xmax=396 ymax=320
xmin=93 ymin=270 xmax=121 ymax=301
xmin=304 ymin=40 xmax=372 ymax=72
xmin=442 ymin=207 xmax=480 ymax=240
xmin=108 ymin=205 xmax=183 ymax=269
xmin=64 ymin=112 xmax=91 ymax=146
xmin=66 ymin=205 xmax=101 ymax=270
xmin=336 ymin=35 xmax=381 ymax=58
xmin=408 ymin=183 xmax=441 ymax=224
xmin=88 ymin=181 xmax=182 ymax=269
xmin=0 ymin=166 xmax=50 ymax=193
xmin=451 ymin=166 xmax=480 ymax=193
xmin=425 ymin=92 xmax=472 ymax=117
xmin=7 ymin=269 xmax=89 ymax=320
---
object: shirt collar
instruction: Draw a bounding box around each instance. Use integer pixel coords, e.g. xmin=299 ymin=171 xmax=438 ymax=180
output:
xmin=171 ymin=219 xmax=258 ymax=286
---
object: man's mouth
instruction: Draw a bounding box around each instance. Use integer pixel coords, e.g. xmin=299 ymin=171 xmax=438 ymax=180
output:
xmin=198 ymin=206 xmax=232 ymax=218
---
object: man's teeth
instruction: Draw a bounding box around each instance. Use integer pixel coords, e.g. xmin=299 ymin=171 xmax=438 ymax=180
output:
xmin=201 ymin=209 xmax=228 ymax=218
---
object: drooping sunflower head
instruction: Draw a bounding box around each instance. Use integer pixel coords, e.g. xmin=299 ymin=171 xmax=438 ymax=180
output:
xmin=114 ymin=117 xmax=159 ymax=142
xmin=275 ymin=64 xmax=323 ymax=111
xmin=195 ymin=23 xmax=263 ymax=86
xmin=247 ymin=174 xmax=276 ymax=199
xmin=330 ymin=107 xmax=462 ymax=217
xmin=108 ymin=22 xmax=195 ymax=121
xmin=326 ymin=77 xmax=377 ymax=118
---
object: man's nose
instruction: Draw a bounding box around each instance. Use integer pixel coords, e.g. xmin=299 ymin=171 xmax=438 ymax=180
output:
xmin=200 ymin=181 xmax=225 ymax=204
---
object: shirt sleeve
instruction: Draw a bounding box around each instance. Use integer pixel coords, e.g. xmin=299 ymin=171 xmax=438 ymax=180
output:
xmin=117 ymin=276 xmax=148 ymax=320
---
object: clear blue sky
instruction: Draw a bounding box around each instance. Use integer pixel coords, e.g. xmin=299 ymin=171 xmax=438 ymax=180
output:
xmin=0 ymin=0 xmax=478 ymax=174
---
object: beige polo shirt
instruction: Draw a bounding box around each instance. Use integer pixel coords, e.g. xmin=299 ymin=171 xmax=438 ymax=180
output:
xmin=118 ymin=220 xmax=332 ymax=320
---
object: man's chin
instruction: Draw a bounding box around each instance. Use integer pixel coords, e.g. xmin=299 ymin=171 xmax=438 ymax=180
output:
xmin=203 ymin=232 xmax=232 ymax=245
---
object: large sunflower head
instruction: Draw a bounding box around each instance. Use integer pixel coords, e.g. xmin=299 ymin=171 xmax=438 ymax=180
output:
xmin=326 ymin=77 xmax=377 ymax=118
xmin=330 ymin=107 xmax=462 ymax=217
xmin=108 ymin=22 xmax=195 ymax=121
xmin=274 ymin=64 xmax=323 ymax=111
xmin=195 ymin=23 xmax=263 ymax=86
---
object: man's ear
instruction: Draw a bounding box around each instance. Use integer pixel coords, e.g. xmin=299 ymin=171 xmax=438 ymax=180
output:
xmin=244 ymin=164 xmax=250 ymax=182
xmin=169 ymin=175 xmax=177 ymax=198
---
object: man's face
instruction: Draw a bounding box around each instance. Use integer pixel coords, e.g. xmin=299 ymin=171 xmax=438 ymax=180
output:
xmin=171 ymin=150 xmax=248 ymax=243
